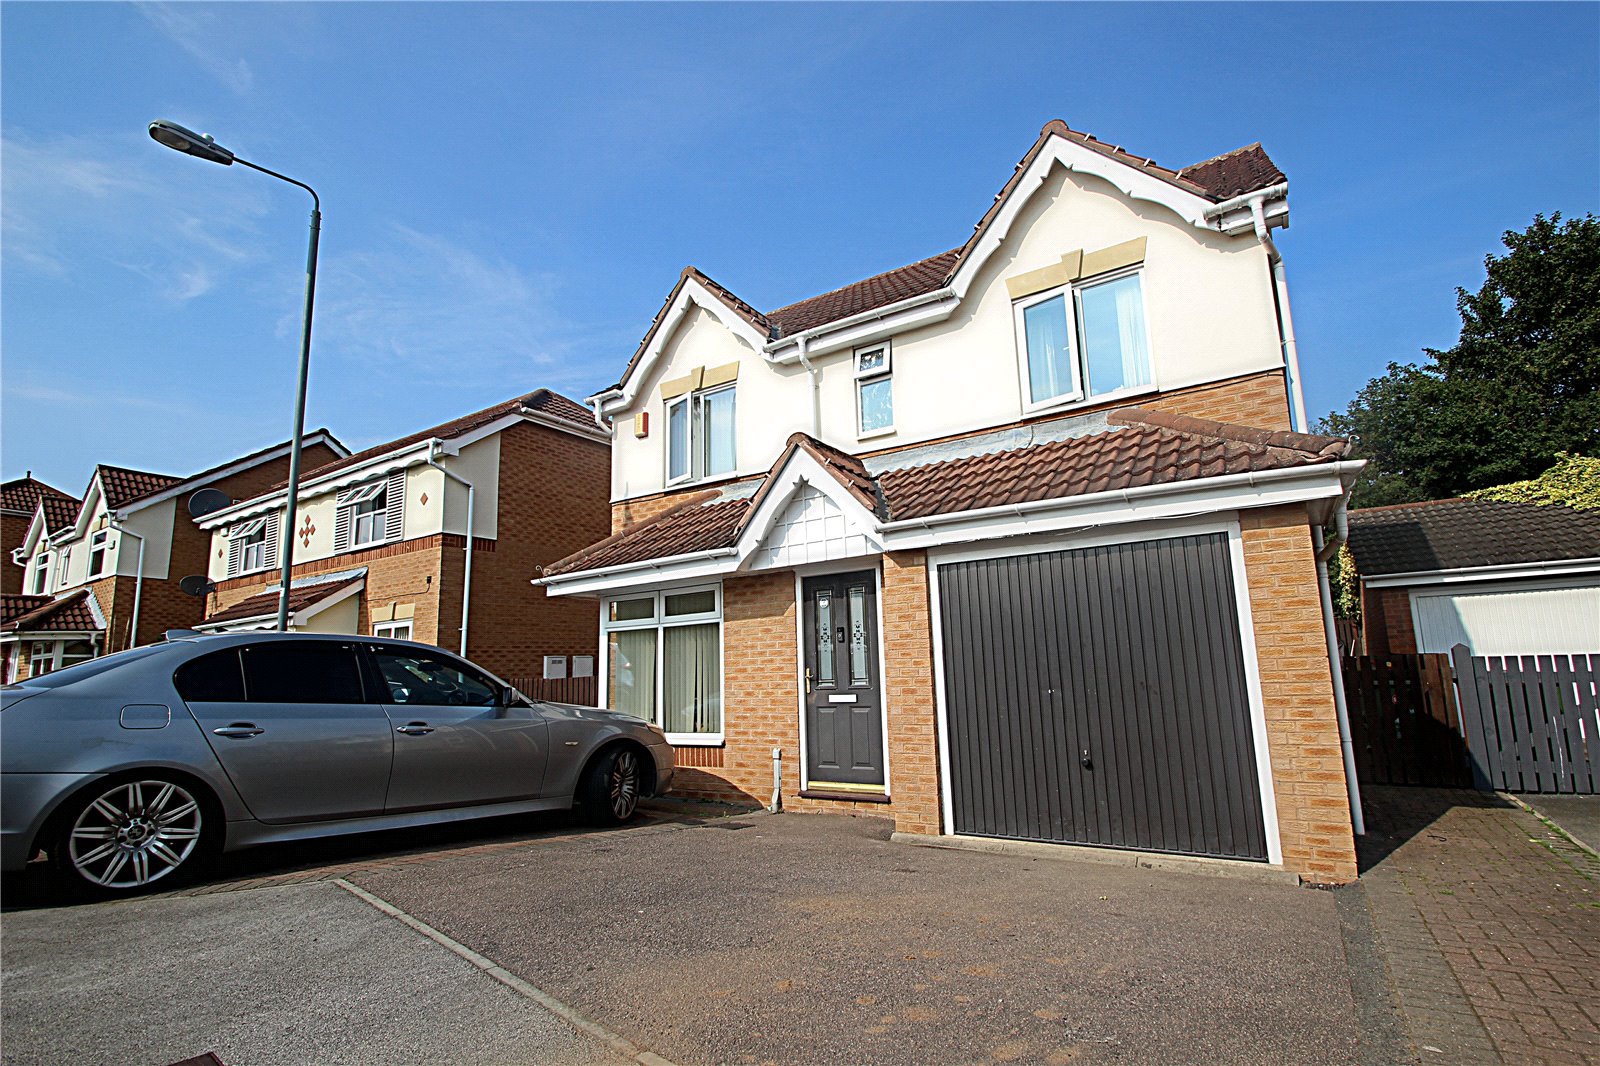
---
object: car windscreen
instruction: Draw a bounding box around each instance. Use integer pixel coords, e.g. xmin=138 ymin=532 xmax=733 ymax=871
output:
xmin=4 ymin=643 xmax=175 ymax=689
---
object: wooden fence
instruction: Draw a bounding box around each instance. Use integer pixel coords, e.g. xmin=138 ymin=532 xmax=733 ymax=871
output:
xmin=1342 ymin=653 xmax=1473 ymax=787
xmin=1450 ymin=646 xmax=1599 ymax=794
xmin=506 ymin=675 xmax=598 ymax=707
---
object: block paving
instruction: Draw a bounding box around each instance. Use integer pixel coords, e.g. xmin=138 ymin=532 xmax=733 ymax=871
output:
xmin=1359 ymin=786 xmax=1600 ymax=1066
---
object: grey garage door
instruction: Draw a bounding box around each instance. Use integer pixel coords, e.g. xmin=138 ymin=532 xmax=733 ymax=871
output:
xmin=939 ymin=532 xmax=1268 ymax=861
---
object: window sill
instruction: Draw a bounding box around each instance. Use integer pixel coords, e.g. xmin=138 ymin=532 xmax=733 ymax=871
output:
xmin=856 ymin=426 xmax=897 ymax=442
xmin=1022 ymin=382 xmax=1157 ymax=419
xmin=666 ymin=733 xmax=724 ymax=747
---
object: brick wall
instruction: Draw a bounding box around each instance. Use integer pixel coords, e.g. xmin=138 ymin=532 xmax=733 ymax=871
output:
xmin=879 ymin=551 xmax=942 ymax=835
xmin=1 ymin=512 xmax=30 ymax=595
xmin=1360 ymin=584 xmax=1417 ymax=656
xmin=1240 ymin=505 xmax=1359 ymax=884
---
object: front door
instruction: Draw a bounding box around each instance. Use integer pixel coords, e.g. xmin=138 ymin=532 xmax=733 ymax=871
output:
xmin=801 ymin=570 xmax=885 ymax=790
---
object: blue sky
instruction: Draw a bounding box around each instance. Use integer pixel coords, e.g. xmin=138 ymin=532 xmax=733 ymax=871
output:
xmin=4 ymin=2 xmax=1596 ymax=490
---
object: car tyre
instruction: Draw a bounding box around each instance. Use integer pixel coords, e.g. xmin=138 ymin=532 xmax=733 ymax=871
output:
xmin=579 ymin=746 xmax=643 ymax=826
xmin=50 ymin=774 xmax=214 ymax=898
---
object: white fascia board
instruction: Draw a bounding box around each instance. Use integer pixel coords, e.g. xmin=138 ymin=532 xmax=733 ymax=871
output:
xmin=538 ymin=549 xmax=740 ymax=598
xmin=118 ymin=430 xmax=348 ymax=517
xmin=84 ymin=588 xmax=107 ymax=629
xmin=1210 ymin=198 xmax=1290 ymax=237
xmin=1362 ymin=557 xmax=1600 ymax=589
xmin=16 ymin=509 xmax=47 ymax=560
xmin=198 ymin=441 xmax=442 ymax=529
xmin=517 ymin=408 xmax=612 ymax=444
xmin=601 ymin=279 xmax=772 ymax=417
xmin=293 ymin=577 xmax=365 ymax=625
xmin=65 ymin=480 xmax=105 ymax=543
xmin=731 ymin=450 xmax=885 ymax=562
xmin=879 ymin=464 xmax=1354 ymax=553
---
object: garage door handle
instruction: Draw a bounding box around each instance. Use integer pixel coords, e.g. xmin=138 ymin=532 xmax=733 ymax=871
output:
xmin=1080 ymin=749 xmax=1093 ymax=770
xmin=213 ymin=724 xmax=264 ymax=738
xmin=395 ymin=722 xmax=434 ymax=736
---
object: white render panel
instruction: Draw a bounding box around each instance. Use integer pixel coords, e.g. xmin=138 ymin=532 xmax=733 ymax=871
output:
xmin=1411 ymin=580 xmax=1600 ymax=656
xmin=609 ymin=161 xmax=1287 ymax=503
xmin=752 ymin=483 xmax=873 ymax=571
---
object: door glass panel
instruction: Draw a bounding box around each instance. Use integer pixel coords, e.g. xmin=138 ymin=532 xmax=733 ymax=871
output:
xmin=848 ymin=585 xmax=869 ymax=685
xmin=814 ymin=591 xmax=835 ymax=686
xmin=371 ymin=649 xmax=498 ymax=706
xmin=607 ymin=629 xmax=656 ymax=720
xmin=240 ymin=642 xmax=365 ymax=703
xmin=663 ymin=623 xmax=720 ymax=734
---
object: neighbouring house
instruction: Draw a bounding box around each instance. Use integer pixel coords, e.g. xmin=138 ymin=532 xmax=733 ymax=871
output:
xmin=3 ymin=432 xmax=348 ymax=683
xmin=538 ymin=120 xmax=1365 ymax=883
xmin=1 ymin=475 xmax=78 ymax=595
xmin=194 ymin=389 xmax=611 ymax=684
xmin=1347 ymin=497 xmax=1600 ymax=657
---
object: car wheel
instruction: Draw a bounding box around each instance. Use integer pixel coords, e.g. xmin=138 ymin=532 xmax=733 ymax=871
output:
xmin=51 ymin=776 xmax=211 ymax=896
xmin=579 ymin=746 xmax=642 ymax=826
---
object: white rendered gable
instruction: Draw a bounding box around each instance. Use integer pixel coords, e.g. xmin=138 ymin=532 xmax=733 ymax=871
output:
xmin=751 ymin=483 xmax=878 ymax=571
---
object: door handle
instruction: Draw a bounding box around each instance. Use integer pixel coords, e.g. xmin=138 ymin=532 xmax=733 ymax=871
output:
xmin=213 ymin=724 xmax=264 ymax=738
xmin=395 ymin=722 xmax=434 ymax=735
xmin=805 ymin=667 xmax=812 ymax=695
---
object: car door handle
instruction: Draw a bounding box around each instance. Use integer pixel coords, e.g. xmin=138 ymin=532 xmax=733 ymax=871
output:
xmin=213 ymin=724 xmax=264 ymax=738
xmin=395 ymin=722 xmax=434 ymax=735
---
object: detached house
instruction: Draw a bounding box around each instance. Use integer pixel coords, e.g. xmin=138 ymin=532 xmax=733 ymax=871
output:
xmin=3 ymin=433 xmax=347 ymax=682
xmin=195 ymin=389 xmax=610 ymax=682
xmin=1 ymin=476 xmax=77 ymax=595
xmin=541 ymin=121 xmax=1365 ymax=883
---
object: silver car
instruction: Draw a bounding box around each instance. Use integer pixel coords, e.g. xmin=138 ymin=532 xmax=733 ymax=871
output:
xmin=1 ymin=632 xmax=675 ymax=896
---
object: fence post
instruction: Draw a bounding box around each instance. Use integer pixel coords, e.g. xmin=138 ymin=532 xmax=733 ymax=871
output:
xmin=1450 ymin=643 xmax=1496 ymax=791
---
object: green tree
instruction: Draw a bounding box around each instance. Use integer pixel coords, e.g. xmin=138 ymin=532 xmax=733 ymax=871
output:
xmin=1321 ymin=213 xmax=1599 ymax=508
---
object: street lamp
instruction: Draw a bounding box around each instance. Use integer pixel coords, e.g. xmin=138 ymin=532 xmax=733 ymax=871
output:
xmin=149 ymin=120 xmax=320 ymax=633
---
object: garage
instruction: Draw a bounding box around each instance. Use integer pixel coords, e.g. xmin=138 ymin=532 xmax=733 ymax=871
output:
xmin=936 ymin=531 xmax=1270 ymax=861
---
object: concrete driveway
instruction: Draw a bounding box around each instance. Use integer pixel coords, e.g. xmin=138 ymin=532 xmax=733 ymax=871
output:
xmin=5 ymin=807 xmax=1390 ymax=1066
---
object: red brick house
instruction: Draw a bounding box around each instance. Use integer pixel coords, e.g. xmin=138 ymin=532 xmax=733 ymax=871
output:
xmin=539 ymin=121 xmax=1366 ymax=883
xmin=1 ymin=476 xmax=77 ymax=596
xmin=195 ymin=389 xmax=611 ymax=683
xmin=3 ymin=433 xmax=347 ymax=682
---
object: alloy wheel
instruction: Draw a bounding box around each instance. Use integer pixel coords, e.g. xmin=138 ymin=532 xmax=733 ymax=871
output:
xmin=608 ymin=750 xmax=640 ymax=820
xmin=67 ymin=780 xmax=203 ymax=889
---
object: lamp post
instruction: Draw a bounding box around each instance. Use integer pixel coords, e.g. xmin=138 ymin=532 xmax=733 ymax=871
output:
xmin=149 ymin=120 xmax=319 ymax=632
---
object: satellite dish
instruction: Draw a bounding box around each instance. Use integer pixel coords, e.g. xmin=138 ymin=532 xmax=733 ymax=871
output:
xmin=179 ymin=575 xmax=216 ymax=598
xmin=188 ymin=488 xmax=232 ymax=519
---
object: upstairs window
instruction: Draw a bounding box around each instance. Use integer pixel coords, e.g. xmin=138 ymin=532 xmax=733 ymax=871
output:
xmin=335 ymin=471 xmax=406 ymax=552
xmin=666 ymin=385 xmax=737 ymax=484
xmin=31 ymin=553 xmax=50 ymax=595
xmin=225 ymin=514 xmax=280 ymax=577
xmin=1015 ymin=270 xmax=1152 ymax=411
xmin=54 ymin=548 xmax=70 ymax=589
xmin=855 ymin=343 xmax=894 ymax=437
xmin=87 ymin=530 xmax=109 ymax=578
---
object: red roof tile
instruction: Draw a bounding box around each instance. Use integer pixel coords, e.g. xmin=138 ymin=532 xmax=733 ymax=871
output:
xmin=765 ymin=250 xmax=963 ymax=338
xmin=545 ymin=409 xmax=1349 ymax=578
xmin=1 ymin=476 xmax=75 ymax=515
xmin=96 ymin=464 xmax=187 ymax=510
xmin=1178 ymin=143 xmax=1287 ymax=201
xmin=203 ymin=577 xmax=363 ymax=626
xmin=2 ymin=594 xmax=53 ymax=625
xmin=39 ymin=493 xmax=83 ymax=532
xmin=2 ymin=589 xmax=101 ymax=633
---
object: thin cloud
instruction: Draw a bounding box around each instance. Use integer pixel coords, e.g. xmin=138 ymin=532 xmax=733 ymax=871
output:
xmin=136 ymin=3 xmax=255 ymax=94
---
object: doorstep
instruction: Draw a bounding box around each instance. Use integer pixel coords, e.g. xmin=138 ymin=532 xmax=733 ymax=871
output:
xmin=890 ymin=831 xmax=1303 ymax=886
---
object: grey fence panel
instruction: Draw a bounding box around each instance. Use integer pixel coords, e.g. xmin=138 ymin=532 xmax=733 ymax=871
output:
xmin=1451 ymin=645 xmax=1600 ymax=794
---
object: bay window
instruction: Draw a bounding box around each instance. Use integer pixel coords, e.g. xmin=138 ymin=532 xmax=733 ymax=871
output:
xmin=666 ymin=385 xmax=737 ymax=484
xmin=601 ymin=585 xmax=722 ymax=744
xmin=1015 ymin=269 xmax=1152 ymax=411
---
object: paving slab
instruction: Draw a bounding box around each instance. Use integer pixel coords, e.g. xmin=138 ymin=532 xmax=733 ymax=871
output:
xmin=1519 ymin=794 xmax=1600 ymax=857
xmin=346 ymin=812 xmax=1364 ymax=1066
xmin=0 ymin=879 xmax=634 ymax=1066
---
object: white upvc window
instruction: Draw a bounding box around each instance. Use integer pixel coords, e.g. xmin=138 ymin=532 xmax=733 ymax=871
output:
xmin=854 ymin=342 xmax=894 ymax=438
xmin=373 ymin=619 xmax=414 ymax=641
xmin=1014 ymin=268 xmax=1153 ymax=412
xmin=54 ymin=548 xmax=70 ymax=590
xmin=87 ymin=530 xmax=109 ymax=578
xmin=666 ymin=385 xmax=737 ymax=485
xmin=600 ymin=584 xmax=723 ymax=745
xmin=225 ymin=515 xmax=279 ymax=578
xmin=31 ymin=553 xmax=50 ymax=595
xmin=27 ymin=638 xmax=94 ymax=677
xmin=335 ymin=472 xmax=405 ymax=552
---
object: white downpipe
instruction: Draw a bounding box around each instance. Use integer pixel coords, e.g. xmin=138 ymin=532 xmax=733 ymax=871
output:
xmin=426 ymin=449 xmax=475 ymax=657
xmin=109 ymin=518 xmax=146 ymax=650
xmin=769 ymin=747 xmax=783 ymax=812
xmin=795 ymin=334 xmax=821 ymax=436
xmin=1248 ymin=197 xmax=1309 ymax=433
xmin=1312 ymin=502 xmax=1364 ymax=836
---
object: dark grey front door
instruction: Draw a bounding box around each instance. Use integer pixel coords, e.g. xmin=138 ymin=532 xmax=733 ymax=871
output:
xmin=939 ymin=533 xmax=1268 ymax=861
xmin=802 ymin=571 xmax=885 ymax=789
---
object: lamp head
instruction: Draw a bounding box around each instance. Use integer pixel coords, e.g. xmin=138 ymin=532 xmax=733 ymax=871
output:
xmin=148 ymin=121 xmax=235 ymax=165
